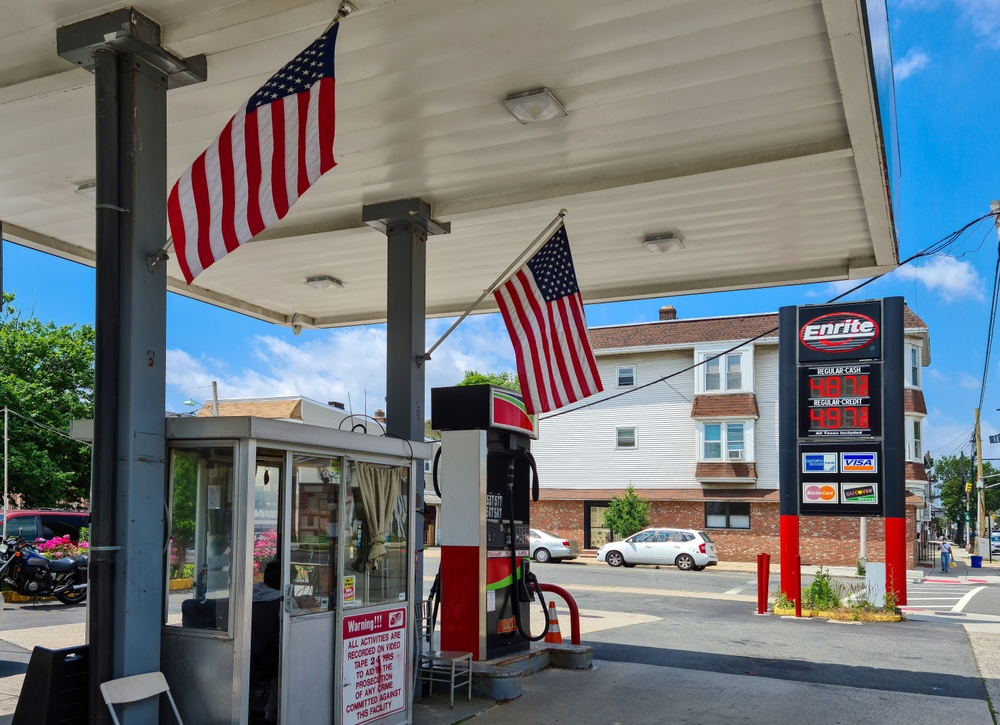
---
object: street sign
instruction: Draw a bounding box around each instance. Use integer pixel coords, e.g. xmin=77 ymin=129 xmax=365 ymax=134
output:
xmin=989 ymin=433 xmax=1000 ymax=445
xmin=963 ymin=512 xmax=972 ymax=523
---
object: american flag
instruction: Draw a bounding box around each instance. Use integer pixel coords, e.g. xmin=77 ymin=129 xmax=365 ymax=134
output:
xmin=494 ymin=225 xmax=603 ymax=415
xmin=168 ymin=25 xmax=339 ymax=284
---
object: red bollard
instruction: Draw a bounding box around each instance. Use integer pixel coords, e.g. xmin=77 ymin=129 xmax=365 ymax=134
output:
xmin=794 ymin=555 xmax=802 ymax=617
xmin=756 ymin=553 xmax=766 ymax=614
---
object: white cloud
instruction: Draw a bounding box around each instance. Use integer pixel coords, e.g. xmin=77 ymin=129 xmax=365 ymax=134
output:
xmin=956 ymin=371 xmax=981 ymax=389
xmin=956 ymin=0 xmax=1000 ymax=47
xmin=906 ymin=256 xmax=984 ymax=302
xmin=894 ymin=48 xmax=930 ymax=80
xmin=165 ymin=313 xmax=517 ymax=417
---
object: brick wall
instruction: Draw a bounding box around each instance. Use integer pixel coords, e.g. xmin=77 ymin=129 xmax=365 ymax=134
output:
xmin=531 ymin=499 xmax=916 ymax=568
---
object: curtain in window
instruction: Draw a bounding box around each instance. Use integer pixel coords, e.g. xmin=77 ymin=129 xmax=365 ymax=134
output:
xmin=355 ymin=462 xmax=402 ymax=573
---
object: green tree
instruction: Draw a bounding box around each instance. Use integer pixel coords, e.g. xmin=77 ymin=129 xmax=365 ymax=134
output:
xmin=603 ymin=485 xmax=651 ymax=539
xmin=933 ymin=454 xmax=1000 ymax=525
xmin=0 ymin=293 xmax=95 ymax=507
xmin=457 ymin=370 xmax=520 ymax=391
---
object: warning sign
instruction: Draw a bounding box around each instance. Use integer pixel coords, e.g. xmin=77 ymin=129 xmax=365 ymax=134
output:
xmin=342 ymin=607 xmax=407 ymax=725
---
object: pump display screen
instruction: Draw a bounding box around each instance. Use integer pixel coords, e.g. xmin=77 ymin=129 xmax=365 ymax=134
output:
xmin=799 ymin=364 xmax=881 ymax=438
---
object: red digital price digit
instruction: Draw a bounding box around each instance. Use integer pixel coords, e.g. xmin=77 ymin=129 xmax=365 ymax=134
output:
xmin=809 ymin=408 xmax=825 ymax=428
xmin=809 ymin=377 xmax=824 ymax=398
xmin=859 ymin=406 xmax=869 ymax=428
xmin=859 ymin=375 xmax=869 ymax=396
xmin=827 ymin=376 xmax=840 ymax=397
xmin=826 ymin=407 xmax=841 ymax=428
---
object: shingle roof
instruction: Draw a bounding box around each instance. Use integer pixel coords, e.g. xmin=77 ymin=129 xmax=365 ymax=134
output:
xmin=691 ymin=394 xmax=760 ymax=419
xmin=197 ymin=399 xmax=303 ymax=419
xmin=589 ymin=305 xmax=928 ymax=350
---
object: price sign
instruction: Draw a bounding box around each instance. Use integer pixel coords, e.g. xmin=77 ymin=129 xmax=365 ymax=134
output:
xmin=342 ymin=607 xmax=407 ymax=725
xmin=798 ymin=364 xmax=882 ymax=438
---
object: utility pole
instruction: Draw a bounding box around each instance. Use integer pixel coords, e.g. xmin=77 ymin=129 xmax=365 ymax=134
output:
xmin=976 ymin=409 xmax=986 ymax=555
xmin=960 ymin=451 xmax=967 ymax=546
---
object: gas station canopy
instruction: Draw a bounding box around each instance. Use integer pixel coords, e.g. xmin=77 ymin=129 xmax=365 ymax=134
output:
xmin=0 ymin=0 xmax=898 ymax=329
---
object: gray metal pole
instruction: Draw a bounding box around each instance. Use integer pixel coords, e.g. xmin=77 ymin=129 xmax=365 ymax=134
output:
xmin=363 ymin=198 xmax=449 ymax=692
xmin=859 ymin=516 xmax=867 ymax=562
xmin=58 ymin=11 xmax=206 ymax=722
xmin=89 ymin=46 xmax=121 ymax=725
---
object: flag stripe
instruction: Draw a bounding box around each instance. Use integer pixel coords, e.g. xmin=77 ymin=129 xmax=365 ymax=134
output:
xmin=518 ymin=271 xmax=569 ymax=408
xmin=217 ymin=120 xmax=240 ymax=254
xmin=190 ymin=154 xmax=216 ymax=275
xmin=319 ymin=78 xmax=336 ymax=173
xmin=510 ymin=271 xmax=557 ymax=412
xmin=167 ymin=184 xmax=193 ymax=284
xmin=497 ymin=281 xmax=549 ymax=413
xmin=230 ymin=105 xmax=253 ymax=245
xmin=296 ymin=92 xmax=311 ymax=196
xmin=496 ymin=289 xmax=540 ymax=415
xmin=244 ymin=109 xmax=266 ymax=239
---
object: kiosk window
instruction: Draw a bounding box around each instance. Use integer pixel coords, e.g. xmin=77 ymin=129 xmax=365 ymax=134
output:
xmin=167 ymin=447 xmax=235 ymax=632
xmin=343 ymin=461 xmax=409 ymax=608
xmin=289 ymin=456 xmax=341 ymax=616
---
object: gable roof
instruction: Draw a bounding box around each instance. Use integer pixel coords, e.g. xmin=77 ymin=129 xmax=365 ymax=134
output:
xmin=590 ymin=306 xmax=928 ymax=351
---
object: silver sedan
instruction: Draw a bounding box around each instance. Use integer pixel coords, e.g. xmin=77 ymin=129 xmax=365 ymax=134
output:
xmin=529 ymin=529 xmax=580 ymax=563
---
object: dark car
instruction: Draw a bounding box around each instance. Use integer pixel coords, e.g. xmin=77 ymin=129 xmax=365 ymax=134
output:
xmin=0 ymin=510 xmax=90 ymax=542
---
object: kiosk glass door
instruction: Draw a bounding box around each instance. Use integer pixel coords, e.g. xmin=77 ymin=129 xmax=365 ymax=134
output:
xmin=280 ymin=454 xmax=342 ymax=724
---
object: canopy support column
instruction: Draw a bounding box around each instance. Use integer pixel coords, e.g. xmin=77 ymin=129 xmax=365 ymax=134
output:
xmin=364 ymin=198 xmax=450 ymax=669
xmin=57 ymin=10 xmax=206 ymax=724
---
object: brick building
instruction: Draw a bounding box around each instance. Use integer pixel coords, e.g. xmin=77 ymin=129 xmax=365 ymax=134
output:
xmin=531 ymin=305 xmax=930 ymax=567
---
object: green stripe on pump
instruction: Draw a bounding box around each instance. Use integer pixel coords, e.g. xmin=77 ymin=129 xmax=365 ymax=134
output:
xmin=486 ymin=565 xmax=523 ymax=591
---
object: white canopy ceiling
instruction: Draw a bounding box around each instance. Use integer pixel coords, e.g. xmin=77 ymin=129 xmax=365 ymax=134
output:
xmin=0 ymin=0 xmax=898 ymax=328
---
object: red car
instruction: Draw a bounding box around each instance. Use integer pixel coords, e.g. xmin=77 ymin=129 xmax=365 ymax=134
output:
xmin=0 ymin=510 xmax=90 ymax=542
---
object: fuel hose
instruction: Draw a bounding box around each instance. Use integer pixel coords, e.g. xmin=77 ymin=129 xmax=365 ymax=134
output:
xmin=504 ymin=457 xmax=549 ymax=641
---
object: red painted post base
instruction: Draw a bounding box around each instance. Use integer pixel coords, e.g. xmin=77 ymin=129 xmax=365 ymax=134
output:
xmin=779 ymin=515 xmax=800 ymax=604
xmin=885 ymin=516 xmax=907 ymax=606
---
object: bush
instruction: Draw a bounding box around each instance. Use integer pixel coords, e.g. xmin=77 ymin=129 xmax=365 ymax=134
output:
xmin=603 ymin=486 xmax=651 ymax=539
xmin=801 ymin=567 xmax=841 ymax=609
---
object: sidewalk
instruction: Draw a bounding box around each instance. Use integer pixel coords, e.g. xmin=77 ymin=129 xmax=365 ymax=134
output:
xmin=927 ymin=547 xmax=1000 ymax=584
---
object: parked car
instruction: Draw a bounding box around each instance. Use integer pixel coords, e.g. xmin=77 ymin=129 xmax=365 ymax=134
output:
xmin=0 ymin=510 xmax=90 ymax=543
xmin=991 ymin=532 xmax=1000 ymax=554
xmin=597 ymin=528 xmax=718 ymax=571
xmin=529 ymin=529 xmax=580 ymax=563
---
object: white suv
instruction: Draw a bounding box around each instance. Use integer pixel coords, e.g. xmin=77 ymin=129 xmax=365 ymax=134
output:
xmin=597 ymin=528 xmax=718 ymax=571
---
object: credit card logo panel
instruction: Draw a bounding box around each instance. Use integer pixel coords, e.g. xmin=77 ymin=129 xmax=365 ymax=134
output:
xmin=841 ymin=453 xmax=877 ymax=473
xmin=802 ymin=453 xmax=838 ymax=473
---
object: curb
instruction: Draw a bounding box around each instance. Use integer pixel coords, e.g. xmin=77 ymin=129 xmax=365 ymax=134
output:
xmin=772 ymin=606 xmax=902 ymax=622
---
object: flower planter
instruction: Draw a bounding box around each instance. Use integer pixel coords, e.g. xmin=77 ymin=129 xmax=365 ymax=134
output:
xmin=772 ymin=606 xmax=901 ymax=622
xmin=169 ymin=577 xmax=194 ymax=591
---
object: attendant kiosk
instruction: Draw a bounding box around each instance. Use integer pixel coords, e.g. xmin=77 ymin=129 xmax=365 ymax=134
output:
xmin=160 ymin=416 xmax=431 ymax=725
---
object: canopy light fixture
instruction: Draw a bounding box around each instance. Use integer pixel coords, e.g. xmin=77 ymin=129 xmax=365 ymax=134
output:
xmin=503 ymin=88 xmax=567 ymax=124
xmin=643 ymin=232 xmax=684 ymax=253
xmin=305 ymin=275 xmax=344 ymax=290
xmin=75 ymin=181 xmax=96 ymax=200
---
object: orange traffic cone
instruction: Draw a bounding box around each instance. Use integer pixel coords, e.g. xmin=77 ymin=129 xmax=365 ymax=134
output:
xmin=544 ymin=600 xmax=563 ymax=644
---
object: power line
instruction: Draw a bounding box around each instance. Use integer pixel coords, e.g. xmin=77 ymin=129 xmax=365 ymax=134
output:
xmin=3 ymin=407 xmax=92 ymax=447
xmin=541 ymin=210 xmax=999 ymax=422
xmin=978 ymin=208 xmax=1000 ymax=411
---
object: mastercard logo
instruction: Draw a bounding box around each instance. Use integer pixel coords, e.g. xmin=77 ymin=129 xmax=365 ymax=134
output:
xmin=805 ymin=485 xmax=837 ymax=502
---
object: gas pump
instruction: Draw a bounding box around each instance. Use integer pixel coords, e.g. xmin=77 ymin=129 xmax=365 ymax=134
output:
xmin=431 ymin=385 xmax=549 ymax=660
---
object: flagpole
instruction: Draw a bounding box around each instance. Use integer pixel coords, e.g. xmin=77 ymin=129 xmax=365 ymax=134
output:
xmin=326 ymin=2 xmax=355 ymax=31
xmin=419 ymin=208 xmax=567 ymax=365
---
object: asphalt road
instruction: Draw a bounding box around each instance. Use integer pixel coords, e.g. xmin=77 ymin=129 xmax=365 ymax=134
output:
xmin=423 ymin=556 xmax=995 ymax=704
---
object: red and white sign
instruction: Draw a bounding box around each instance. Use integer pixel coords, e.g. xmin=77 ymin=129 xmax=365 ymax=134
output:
xmin=799 ymin=312 xmax=879 ymax=354
xmin=342 ymin=607 xmax=407 ymax=725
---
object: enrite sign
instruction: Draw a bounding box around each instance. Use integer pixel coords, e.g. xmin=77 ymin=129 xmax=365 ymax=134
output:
xmin=342 ymin=607 xmax=407 ymax=725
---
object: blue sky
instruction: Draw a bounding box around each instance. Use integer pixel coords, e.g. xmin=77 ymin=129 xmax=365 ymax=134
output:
xmin=2 ymin=0 xmax=999 ymax=458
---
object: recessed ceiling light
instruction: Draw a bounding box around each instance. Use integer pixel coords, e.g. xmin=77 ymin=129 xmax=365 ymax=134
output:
xmin=76 ymin=181 xmax=96 ymax=200
xmin=305 ymin=275 xmax=344 ymax=290
xmin=643 ymin=232 xmax=684 ymax=253
xmin=503 ymin=88 xmax=567 ymax=124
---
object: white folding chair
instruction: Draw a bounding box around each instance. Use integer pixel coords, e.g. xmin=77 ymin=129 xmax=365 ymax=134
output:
xmin=100 ymin=671 xmax=184 ymax=725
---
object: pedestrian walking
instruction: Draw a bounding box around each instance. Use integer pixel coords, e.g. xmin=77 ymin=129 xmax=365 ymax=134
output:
xmin=940 ymin=537 xmax=952 ymax=573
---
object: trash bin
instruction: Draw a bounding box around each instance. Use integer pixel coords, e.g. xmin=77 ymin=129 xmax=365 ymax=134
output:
xmin=971 ymin=555 xmax=983 ymax=568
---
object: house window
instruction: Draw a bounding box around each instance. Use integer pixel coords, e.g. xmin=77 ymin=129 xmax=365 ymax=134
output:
xmin=702 ymin=422 xmax=746 ymax=461
xmin=910 ymin=347 xmax=920 ymax=387
xmin=913 ymin=420 xmax=922 ymax=460
xmin=705 ymin=358 xmax=720 ymax=391
xmin=704 ymin=424 xmax=722 ymax=459
xmin=726 ymin=354 xmax=742 ymax=390
xmin=705 ymin=502 xmax=751 ymax=529
xmin=617 ymin=365 xmax=636 ymax=387
xmin=703 ymin=352 xmax=743 ymax=392
xmin=616 ymin=427 xmax=636 ymax=449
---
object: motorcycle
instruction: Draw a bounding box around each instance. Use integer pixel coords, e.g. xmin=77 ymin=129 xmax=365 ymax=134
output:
xmin=0 ymin=536 xmax=88 ymax=605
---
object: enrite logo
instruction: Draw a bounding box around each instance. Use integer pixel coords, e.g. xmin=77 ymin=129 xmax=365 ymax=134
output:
xmin=800 ymin=312 xmax=879 ymax=354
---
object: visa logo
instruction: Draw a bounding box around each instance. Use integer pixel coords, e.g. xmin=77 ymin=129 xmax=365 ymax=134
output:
xmin=841 ymin=453 xmax=877 ymax=473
